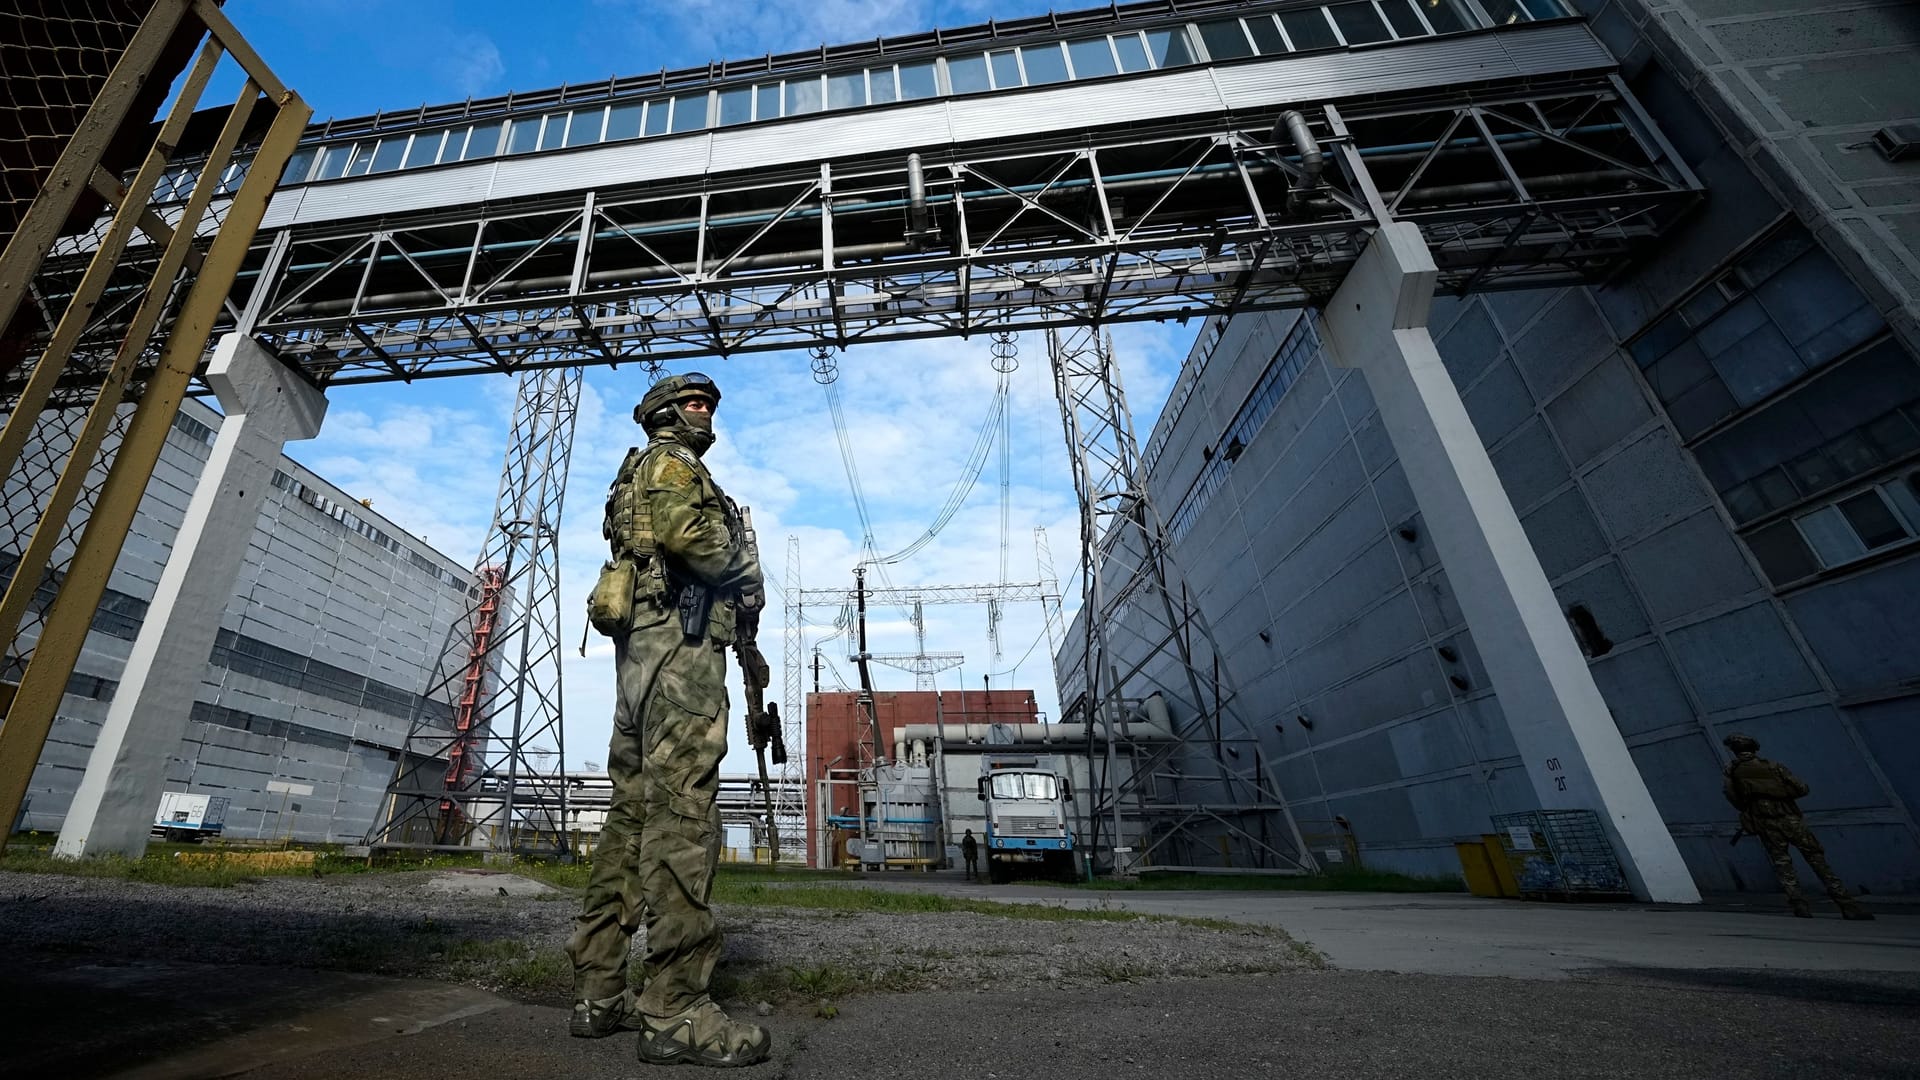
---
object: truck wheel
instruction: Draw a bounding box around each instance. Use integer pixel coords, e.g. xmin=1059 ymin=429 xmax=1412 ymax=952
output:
xmin=988 ymin=859 xmax=1008 ymax=885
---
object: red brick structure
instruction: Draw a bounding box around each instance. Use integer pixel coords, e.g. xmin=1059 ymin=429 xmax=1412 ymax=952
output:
xmin=803 ymin=688 xmax=1036 ymax=866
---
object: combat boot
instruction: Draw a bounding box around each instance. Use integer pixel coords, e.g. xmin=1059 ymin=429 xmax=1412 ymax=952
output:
xmin=1839 ymin=901 xmax=1876 ymax=921
xmin=571 ymin=990 xmax=643 ymax=1038
xmin=636 ymin=997 xmax=772 ymax=1068
xmin=1788 ymin=898 xmax=1813 ymax=918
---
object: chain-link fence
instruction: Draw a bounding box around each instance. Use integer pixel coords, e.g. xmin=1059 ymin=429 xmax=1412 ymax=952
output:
xmin=0 ymin=1 xmax=157 ymax=249
xmin=0 ymin=401 xmax=135 ymax=665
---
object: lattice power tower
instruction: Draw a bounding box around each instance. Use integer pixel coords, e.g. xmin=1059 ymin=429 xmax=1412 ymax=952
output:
xmin=368 ymin=366 xmax=582 ymax=856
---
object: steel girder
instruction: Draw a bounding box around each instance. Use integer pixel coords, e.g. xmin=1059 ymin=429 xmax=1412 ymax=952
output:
xmin=172 ymin=74 xmax=1700 ymax=388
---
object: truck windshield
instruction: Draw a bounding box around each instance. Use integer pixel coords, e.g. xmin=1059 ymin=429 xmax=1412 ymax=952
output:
xmin=989 ymin=772 xmax=1057 ymax=800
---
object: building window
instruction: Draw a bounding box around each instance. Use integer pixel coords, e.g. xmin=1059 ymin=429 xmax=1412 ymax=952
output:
xmin=1328 ymin=2 xmax=1394 ymax=44
xmin=988 ymin=49 xmax=1023 ymax=90
xmin=1021 ymin=41 xmax=1070 ymax=85
xmin=827 ymin=71 xmax=866 ymax=109
xmin=1066 ymin=36 xmax=1119 ymax=78
xmin=463 ymin=121 xmax=503 ymax=158
xmin=1699 ymin=339 xmax=1920 ymax=526
xmin=1167 ymin=314 xmax=1322 ymax=543
xmin=785 ymin=77 xmax=824 ymax=115
xmin=669 ymin=92 xmax=708 ymax=132
xmin=717 ymin=87 xmax=753 ymax=126
xmin=1112 ymin=32 xmax=1152 ymax=72
xmin=898 ymin=60 xmax=939 ymax=99
xmin=507 ymin=116 xmax=540 ymax=154
xmin=567 ymin=106 xmax=606 ymax=146
xmin=279 ymin=3 xmax=1502 ymax=186
xmin=1747 ymin=474 xmax=1920 ymax=586
xmin=1198 ymin=19 xmax=1256 ymax=60
xmin=1279 ymin=8 xmax=1341 ymax=50
xmin=402 ymin=131 xmax=443 ymax=168
xmin=1145 ymin=27 xmax=1197 ymax=67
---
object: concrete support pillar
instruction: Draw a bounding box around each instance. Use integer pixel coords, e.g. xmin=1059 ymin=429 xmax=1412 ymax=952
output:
xmin=1321 ymin=223 xmax=1698 ymax=904
xmin=55 ymin=334 xmax=326 ymax=858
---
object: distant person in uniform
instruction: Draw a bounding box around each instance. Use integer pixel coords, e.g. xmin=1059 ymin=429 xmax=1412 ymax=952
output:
xmin=1722 ymin=733 xmax=1873 ymax=920
xmin=962 ymin=829 xmax=979 ymax=881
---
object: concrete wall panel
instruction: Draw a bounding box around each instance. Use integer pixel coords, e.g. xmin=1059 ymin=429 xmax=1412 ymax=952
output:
xmin=1619 ymin=510 xmax=1761 ymax=624
xmin=1590 ymin=643 xmax=1700 ymax=738
xmin=1583 ymin=429 xmax=1713 ymax=545
xmin=1668 ymin=604 xmax=1823 ymax=712
xmin=1784 ymin=559 xmax=1920 ymax=695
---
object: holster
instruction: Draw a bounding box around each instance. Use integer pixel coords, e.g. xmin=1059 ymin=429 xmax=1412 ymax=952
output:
xmin=587 ymin=557 xmax=637 ymax=636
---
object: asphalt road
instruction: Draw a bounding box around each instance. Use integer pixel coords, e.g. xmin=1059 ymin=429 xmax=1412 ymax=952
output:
xmin=6 ymin=877 xmax=1919 ymax=1079
xmin=16 ymin=961 xmax=1913 ymax=1080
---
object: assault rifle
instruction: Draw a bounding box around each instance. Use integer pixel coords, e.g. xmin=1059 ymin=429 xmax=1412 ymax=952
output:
xmin=731 ymin=505 xmax=783 ymax=865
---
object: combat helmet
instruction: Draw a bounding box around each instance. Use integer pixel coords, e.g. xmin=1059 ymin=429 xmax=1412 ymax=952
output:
xmin=1722 ymin=733 xmax=1759 ymax=755
xmin=635 ymin=372 xmax=721 ymax=453
xmin=635 ymin=372 xmax=720 ymax=426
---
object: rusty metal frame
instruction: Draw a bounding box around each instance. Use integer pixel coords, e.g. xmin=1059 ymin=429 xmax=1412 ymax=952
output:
xmin=0 ymin=0 xmax=310 ymax=850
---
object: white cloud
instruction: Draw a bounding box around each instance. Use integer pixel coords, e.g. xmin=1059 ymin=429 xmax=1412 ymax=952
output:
xmin=590 ymin=0 xmax=1053 ymax=68
xmin=435 ymin=31 xmax=506 ymax=97
xmin=290 ymin=318 xmax=1189 ymax=780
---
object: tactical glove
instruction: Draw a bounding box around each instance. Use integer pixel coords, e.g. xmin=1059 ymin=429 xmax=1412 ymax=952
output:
xmin=736 ymin=642 xmax=771 ymax=687
xmin=738 ymin=581 xmax=766 ymax=615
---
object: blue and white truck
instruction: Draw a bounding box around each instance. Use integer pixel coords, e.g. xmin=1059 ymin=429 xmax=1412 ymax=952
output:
xmin=976 ymin=753 xmax=1077 ymax=882
xmin=151 ymin=791 xmax=229 ymax=843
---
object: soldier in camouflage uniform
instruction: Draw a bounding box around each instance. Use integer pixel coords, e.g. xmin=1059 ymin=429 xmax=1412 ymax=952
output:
xmin=1721 ymin=733 xmax=1873 ymax=921
xmin=566 ymin=372 xmax=772 ymax=1067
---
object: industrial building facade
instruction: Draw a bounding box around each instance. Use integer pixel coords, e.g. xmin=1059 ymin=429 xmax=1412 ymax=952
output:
xmin=1065 ymin=0 xmax=1920 ymax=891
xmin=805 ymin=688 xmax=1053 ymax=866
xmin=5 ymin=397 xmax=474 ymax=843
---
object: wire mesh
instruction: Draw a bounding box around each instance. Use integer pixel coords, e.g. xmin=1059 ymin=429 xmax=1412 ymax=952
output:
xmin=0 ymin=1 xmax=154 ymax=249
xmin=1489 ymin=809 xmax=1632 ymax=900
xmin=0 ymin=400 xmax=134 ymax=664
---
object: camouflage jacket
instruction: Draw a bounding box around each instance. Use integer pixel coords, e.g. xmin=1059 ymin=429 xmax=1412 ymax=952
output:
xmin=1723 ymin=755 xmax=1810 ymax=822
xmin=605 ymin=434 xmax=761 ymax=641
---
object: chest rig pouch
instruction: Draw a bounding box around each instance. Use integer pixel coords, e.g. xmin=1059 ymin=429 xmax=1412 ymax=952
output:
xmin=593 ymin=446 xmax=669 ymax=635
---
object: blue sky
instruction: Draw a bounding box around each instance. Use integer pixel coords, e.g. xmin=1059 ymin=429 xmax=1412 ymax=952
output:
xmin=213 ymin=0 xmax=1201 ymax=774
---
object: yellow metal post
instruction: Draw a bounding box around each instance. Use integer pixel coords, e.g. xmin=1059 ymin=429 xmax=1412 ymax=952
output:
xmin=0 ymin=39 xmax=222 ymax=491
xmin=0 ymin=75 xmax=260 ymax=657
xmin=0 ymin=94 xmax=311 ymax=853
xmin=0 ymin=0 xmax=194 ymax=338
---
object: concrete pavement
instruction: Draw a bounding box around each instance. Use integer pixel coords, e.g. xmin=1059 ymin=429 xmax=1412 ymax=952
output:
xmin=847 ymin=874 xmax=1920 ymax=979
xmin=13 ymin=959 xmax=1915 ymax=1080
xmin=8 ymin=877 xmax=1920 ymax=1078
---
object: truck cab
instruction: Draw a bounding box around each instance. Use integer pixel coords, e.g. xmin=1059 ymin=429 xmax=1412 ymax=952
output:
xmin=977 ymin=756 xmax=1076 ymax=882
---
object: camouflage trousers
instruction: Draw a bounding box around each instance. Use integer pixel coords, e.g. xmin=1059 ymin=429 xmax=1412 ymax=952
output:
xmin=1754 ymin=816 xmax=1854 ymax=903
xmin=567 ymin=604 xmax=729 ymax=1015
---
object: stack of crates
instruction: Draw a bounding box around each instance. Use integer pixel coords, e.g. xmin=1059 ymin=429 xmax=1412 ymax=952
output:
xmin=1489 ymin=809 xmax=1631 ymax=901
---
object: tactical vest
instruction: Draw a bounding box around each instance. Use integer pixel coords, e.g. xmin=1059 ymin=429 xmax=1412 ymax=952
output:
xmin=1727 ymin=758 xmax=1804 ymax=818
xmin=604 ymin=446 xmax=653 ymax=558
xmin=605 ymin=441 xmax=714 ymax=558
xmin=603 ymin=440 xmax=740 ymax=647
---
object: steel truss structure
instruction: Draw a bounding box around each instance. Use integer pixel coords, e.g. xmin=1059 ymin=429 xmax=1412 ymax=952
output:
xmin=779 ymin=577 xmax=1052 ymax=840
xmin=366 ymin=366 xmax=581 ymax=856
xmin=0 ymin=19 xmax=1707 ymax=873
xmin=1050 ymin=324 xmax=1312 ymax=873
xmin=164 ymin=74 xmax=1699 ymax=389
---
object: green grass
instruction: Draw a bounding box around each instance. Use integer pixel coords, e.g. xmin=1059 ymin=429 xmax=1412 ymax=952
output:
xmin=1039 ymin=867 xmax=1464 ymax=893
xmin=0 ymin=849 xmax=293 ymax=888
xmin=0 ymin=838 xmax=860 ymax=893
xmin=709 ymin=878 xmax=1277 ymax=931
xmin=0 ymin=840 xmax=560 ymax=889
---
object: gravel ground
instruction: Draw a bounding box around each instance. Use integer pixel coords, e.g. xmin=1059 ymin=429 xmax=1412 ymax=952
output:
xmin=0 ymin=868 xmax=1316 ymax=1006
